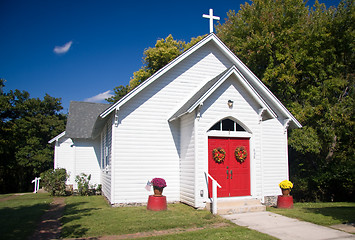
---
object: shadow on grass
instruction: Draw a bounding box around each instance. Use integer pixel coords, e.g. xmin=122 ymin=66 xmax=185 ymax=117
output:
xmin=304 ymin=206 xmax=355 ymax=224
xmin=0 ymin=203 xmax=49 ymax=240
xmin=61 ymin=201 xmax=100 ymax=238
xmin=61 ymin=224 xmax=90 ymax=238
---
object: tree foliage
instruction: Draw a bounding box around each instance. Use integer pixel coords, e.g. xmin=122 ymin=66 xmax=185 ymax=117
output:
xmin=75 ymin=173 xmax=92 ymax=196
xmin=107 ymin=35 xmax=205 ymax=103
xmin=216 ymin=0 xmax=354 ymax=201
xmin=0 ymin=79 xmax=66 ymax=193
xmin=107 ymin=0 xmax=354 ymax=201
xmin=40 ymin=168 xmax=68 ymax=196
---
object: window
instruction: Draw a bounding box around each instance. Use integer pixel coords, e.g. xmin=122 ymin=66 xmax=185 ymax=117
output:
xmin=101 ymin=122 xmax=112 ymax=169
xmin=209 ymin=118 xmax=246 ymax=132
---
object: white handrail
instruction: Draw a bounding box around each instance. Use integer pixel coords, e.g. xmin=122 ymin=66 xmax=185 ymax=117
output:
xmin=31 ymin=177 xmax=41 ymax=193
xmin=205 ymin=172 xmax=221 ymax=214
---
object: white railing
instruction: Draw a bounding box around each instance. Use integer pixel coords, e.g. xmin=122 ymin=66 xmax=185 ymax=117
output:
xmin=31 ymin=177 xmax=41 ymax=193
xmin=205 ymin=172 xmax=221 ymax=214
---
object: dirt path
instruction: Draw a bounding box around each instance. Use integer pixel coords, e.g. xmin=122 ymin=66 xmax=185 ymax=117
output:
xmin=0 ymin=193 xmax=31 ymax=202
xmin=29 ymin=197 xmax=66 ymax=240
xmin=63 ymin=222 xmax=231 ymax=240
xmin=0 ymin=194 xmax=19 ymax=202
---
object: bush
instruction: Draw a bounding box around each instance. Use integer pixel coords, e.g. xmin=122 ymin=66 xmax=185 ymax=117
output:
xmin=75 ymin=173 xmax=92 ymax=196
xmin=40 ymin=168 xmax=68 ymax=196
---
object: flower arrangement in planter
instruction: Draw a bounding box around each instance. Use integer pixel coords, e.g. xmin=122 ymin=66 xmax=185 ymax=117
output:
xmin=235 ymin=146 xmax=247 ymax=163
xmin=277 ymin=180 xmax=294 ymax=208
xmin=212 ymin=148 xmax=226 ymax=163
xmin=279 ymin=180 xmax=293 ymax=196
xmin=151 ymin=178 xmax=167 ymax=196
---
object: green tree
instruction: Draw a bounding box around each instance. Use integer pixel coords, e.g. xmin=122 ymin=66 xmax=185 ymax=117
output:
xmin=216 ymin=0 xmax=354 ymax=201
xmin=40 ymin=168 xmax=68 ymax=196
xmin=107 ymin=35 xmax=205 ymax=103
xmin=0 ymin=79 xmax=66 ymax=193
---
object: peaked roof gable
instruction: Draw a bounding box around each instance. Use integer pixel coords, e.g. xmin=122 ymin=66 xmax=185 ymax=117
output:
xmin=169 ymin=66 xmax=276 ymax=121
xmin=66 ymin=101 xmax=112 ymax=139
xmin=100 ymin=33 xmax=301 ymax=128
xmin=100 ymin=33 xmax=224 ymax=119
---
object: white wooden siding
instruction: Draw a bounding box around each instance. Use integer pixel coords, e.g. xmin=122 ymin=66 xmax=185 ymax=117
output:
xmin=261 ymin=119 xmax=288 ymax=197
xmin=54 ymin=137 xmax=101 ymax=189
xmin=54 ymin=137 xmax=102 ymax=188
xmin=74 ymin=138 xmax=101 ymax=188
xmin=54 ymin=137 xmax=75 ymax=185
xmin=180 ymin=113 xmax=195 ymax=206
xmin=101 ymin=118 xmax=113 ymax=202
xmin=195 ymin=75 xmax=263 ymax=208
xmin=104 ymin=39 xmax=290 ymax=206
xmin=109 ymin=42 xmax=233 ymax=204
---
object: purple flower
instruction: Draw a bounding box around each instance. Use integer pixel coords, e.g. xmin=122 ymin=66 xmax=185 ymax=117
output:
xmin=151 ymin=178 xmax=167 ymax=188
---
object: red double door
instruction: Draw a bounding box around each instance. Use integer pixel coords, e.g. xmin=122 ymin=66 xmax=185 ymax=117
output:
xmin=208 ymin=137 xmax=250 ymax=197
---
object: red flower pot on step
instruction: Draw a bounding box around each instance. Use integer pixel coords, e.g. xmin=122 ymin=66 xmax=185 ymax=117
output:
xmin=277 ymin=188 xmax=293 ymax=208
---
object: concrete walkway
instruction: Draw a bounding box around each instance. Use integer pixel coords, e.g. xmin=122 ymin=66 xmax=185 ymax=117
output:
xmin=222 ymin=211 xmax=355 ymax=240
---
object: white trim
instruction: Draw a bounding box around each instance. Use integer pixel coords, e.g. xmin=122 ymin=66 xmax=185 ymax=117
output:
xmin=100 ymin=34 xmax=217 ymax=119
xmin=207 ymin=131 xmax=252 ymax=138
xmin=110 ymin=116 xmax=116 ymax=203
xmin=194 ymin=109 xmax=199 ymax=208
xmin=283 ymin=118 xmax=292 ymax=134
xmin=187 ymin=66 xmax=276 ymax=118
xmin=205 ymin=35 xmax=302 ymax=128
xmin=100 ymin=33 xmax=301 ymax=128
xmin=169 ymin=66 xmax=277 ymax=122
xmin=260 ymin=119 xmax=264 ymax=201
xmin=48 ymin=131 xmax=66 ymax=143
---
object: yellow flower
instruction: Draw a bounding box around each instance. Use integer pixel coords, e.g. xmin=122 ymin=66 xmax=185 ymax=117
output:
xmin=279 ymin=180 xmax=293 ymax=189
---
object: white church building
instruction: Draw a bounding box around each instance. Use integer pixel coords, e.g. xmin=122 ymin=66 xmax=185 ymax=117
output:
xmin=49 ymin=32 xmax=301 ymax=209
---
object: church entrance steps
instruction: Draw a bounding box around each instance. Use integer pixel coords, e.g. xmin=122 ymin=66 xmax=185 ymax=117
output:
xmin=206 ymin=198 xmax=266 ymax=215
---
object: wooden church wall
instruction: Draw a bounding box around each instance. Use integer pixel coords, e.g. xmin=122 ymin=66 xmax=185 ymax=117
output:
xmin=54 ymin=137 xmax=75 ymax=185
xmin=55 ymin=137 xmax=101 ymax=189
xmin=261 ymin=119 xmax=288 ymax=198
xmin=109 ymin=42 xmax=233 ymax=204
xmin=195 ymin=76 xmax=264 ymax=208
xmin=73 ymin=138 xmax=102 ymax=188
xmin=180 ymin=112 xmax=196 ymax=206
xmin=101 ymin=118 xmax=113 ymax=203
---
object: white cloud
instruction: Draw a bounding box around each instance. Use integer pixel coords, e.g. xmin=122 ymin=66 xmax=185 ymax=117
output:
xmin=53 ymin=41 xmax=73 ymax=54
xmin=84 ymin=90 xmax=113 ymax=103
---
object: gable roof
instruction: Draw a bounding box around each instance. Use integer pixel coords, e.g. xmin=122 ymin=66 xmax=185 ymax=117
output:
xmin=169 ymin=66 xmax=276 ymax=121
xmin=65 ymin=101 xmax=112 ymax=139
xmin=99 ymin=33 xmax=301 ymax=128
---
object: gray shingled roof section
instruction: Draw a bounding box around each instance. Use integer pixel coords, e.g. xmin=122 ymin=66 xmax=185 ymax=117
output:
xmin=170 ymin=67 xmax=232 ymax=120
xmin=65 ymin=101 xmax=112 ymax=139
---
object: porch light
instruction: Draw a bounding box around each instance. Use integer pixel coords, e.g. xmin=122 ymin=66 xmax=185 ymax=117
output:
xmin=228 ymin=100 xmax=233 ymax=108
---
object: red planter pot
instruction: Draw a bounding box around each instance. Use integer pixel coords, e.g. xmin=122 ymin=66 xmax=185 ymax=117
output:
xmin=277 ymin=195 xmax=294 ymax=208
xmin=147 ymin=195 xmax=167 ymax=211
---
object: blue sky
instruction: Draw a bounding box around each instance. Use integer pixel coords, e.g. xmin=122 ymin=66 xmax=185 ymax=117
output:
xmin=0 ymin=0 xmax=341 ymax=113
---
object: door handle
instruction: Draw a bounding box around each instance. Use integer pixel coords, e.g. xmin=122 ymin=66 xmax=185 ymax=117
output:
xmin=230 ymin=170 xmax=233 ymax=179
xmin=226 ymin=170 xmax=229 ymax=179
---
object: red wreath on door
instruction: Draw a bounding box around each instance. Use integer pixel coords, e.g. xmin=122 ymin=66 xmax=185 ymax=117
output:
xmin=235 ymin=146 xmax=247 ymax=163
xmin=212 ymin=148 xmax=226 ymax=163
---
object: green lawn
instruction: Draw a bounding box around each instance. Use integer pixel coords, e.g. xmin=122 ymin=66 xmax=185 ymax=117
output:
xmin=267 ymin=202 xmax=355 ymax=226
xmin=0 ymin=193 xmax=16 ymax=199
xmin=3 ymin=194 xmax=351 ymax=239
xmin=138 ymin=226 xmax=277 ymax=240
xmin=0 ymin=193 xmax=52 ymax=240
xmin=61 ymin=195 xmax=276 ymax=239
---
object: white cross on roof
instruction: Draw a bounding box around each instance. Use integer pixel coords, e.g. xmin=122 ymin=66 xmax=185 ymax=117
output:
xmin=202 ymin=9 xmax=220 ymax=33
